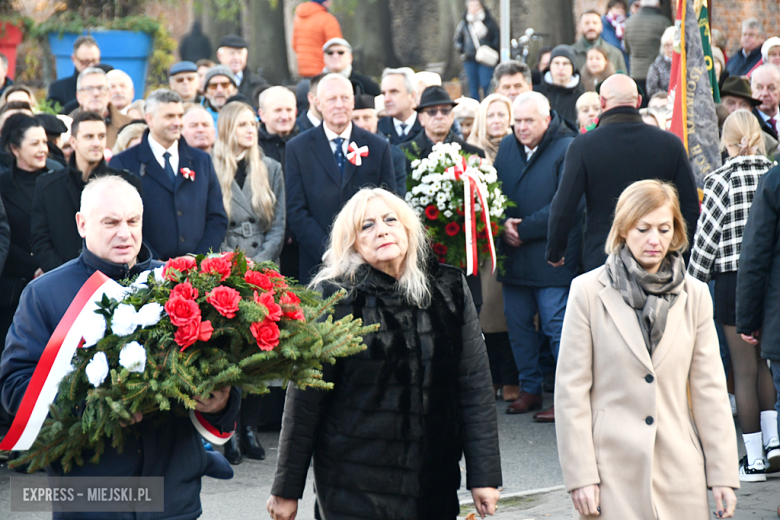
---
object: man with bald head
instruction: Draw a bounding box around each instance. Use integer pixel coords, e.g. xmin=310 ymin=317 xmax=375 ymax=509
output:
xmin=257 ymin=86 xmax=299 ymax=165
xmin=284 ymin=73 xmax=396 ymax=281
xmin=547 ymin=74 xmax=700 ymax=271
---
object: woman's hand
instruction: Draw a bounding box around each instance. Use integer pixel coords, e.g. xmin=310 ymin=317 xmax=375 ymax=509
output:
xmin=471 ymin=487 xmax=499 ymax=518
xmin=711 ymin=486 xmax=737 ymax=518
xmin=266 ymin=495 xmax=298 ymax=520
xmin=571 ymin=484 xmax=600 ymax=516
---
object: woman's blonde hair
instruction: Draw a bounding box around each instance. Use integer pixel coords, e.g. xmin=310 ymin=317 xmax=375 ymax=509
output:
xmin=212 ymin=102 xmax=275 ymax=225
xmin=467 ymin=93 xmax=512 ymax=163
xmin=310 ymin=188 xmax=432 ymax=307
xmin=112 ymin=122 xmax=147 ymax=155
xmin=720 ymin=109 xmax=766 ymax=156
xmin=605 ymin=179 xmax=688 ymax=255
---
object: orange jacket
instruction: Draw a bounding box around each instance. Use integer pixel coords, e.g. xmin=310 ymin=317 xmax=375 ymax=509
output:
xmin=292 ymin=2 xmax=343 ymax=78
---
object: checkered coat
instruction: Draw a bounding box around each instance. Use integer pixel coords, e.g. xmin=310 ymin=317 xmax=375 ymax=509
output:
xmin=688 ymin=155 xmax=774 ymax=282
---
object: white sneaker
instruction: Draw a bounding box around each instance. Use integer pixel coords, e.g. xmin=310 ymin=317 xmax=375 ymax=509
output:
xmin=765 ymin=437 xmax=780 ymax=476
xmin=739 ymin=456 xmax=767 ymax=482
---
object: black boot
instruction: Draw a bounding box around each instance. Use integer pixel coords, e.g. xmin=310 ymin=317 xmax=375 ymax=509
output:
xmin=241 ymin=425 xmax=265 ymax=460
xmin=223 ymin=434 xmax=243 ymax=465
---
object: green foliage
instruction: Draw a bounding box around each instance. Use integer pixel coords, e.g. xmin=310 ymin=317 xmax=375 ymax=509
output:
xmin=36 ymin=98 xmax=62 ymax=115
xmin=13 ymin=251 xmax=376 ymax=473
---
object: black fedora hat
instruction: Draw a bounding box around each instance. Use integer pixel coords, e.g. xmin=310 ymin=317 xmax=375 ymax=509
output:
xmin=720 ymin=76 xmax=762 ymax=106
xmin=416 ymin=85 xmax=457 ymax=112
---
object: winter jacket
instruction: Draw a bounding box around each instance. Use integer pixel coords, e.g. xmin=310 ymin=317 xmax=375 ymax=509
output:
xmin=221 ymin=156 xmax=285 ymax=265
xmin=0 ymin=197 xmax=8 ymax=278
xmin=494 ymin=112 xmax=582 ymax=287
xmin=736 ymin=164 xmax=780 ymax=361
xmin=624 ymin=7 xmax=672 ymax=81
xmin=271 ymin=260 xmax=502 ymax=520
xmin=601 ymin=15 xmax=629 ymax=70
xmin=0 ymin=244 xmax=240 ymax=520
xmin=292 ymin=2 xmax=343 ymax=78
xmin=534 ymin=72 xmax=586 ymax=127
xmin=688 ymin=155 xmax=772 ymax=282
xmin=726 ymin=46 xmax=763 ymax=77
xmin=571 ymin=36 xmax=627 ymax=74
xmin=258 ymin=123 xmax=300 ymax=166
xmin=453 ymin=9 xmax=500 ymax=63
xmin=645 ymin=54 xmax=672 ymax=100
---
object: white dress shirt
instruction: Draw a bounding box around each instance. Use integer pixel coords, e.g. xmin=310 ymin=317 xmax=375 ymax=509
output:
xmin=394 ymin=112 xmax=417 ymax=137
xmin=323 ymin=122 xmax=352 ymax=156
xmin=307 ymin=110 xmax=321 ymax=128
xmin=148 ymin=135 xmax=180 ymax=175
xmin=524 ymin=145 xmax=537 ymax=161
xmin=235 ymin=70 xmax=244 ymax=86
xmin=758 ymin=109 xmax=780 ymax=135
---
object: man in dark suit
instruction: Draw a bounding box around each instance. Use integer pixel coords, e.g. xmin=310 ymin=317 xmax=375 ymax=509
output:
xmin=47 ymin=35 xmax=100 ymax=111
xmin=751 ymin=64 xmax=780 ymax=142
xmin=296 ymin=73 xmax=325 ymax=132
xmin=547 ymin=74 xmax=699 ymax=272
xmin=377 ymin=67 xmax=422 ymax=145
xmin=31 ymin=111 xmax=142 ymax=273
xmin=110 ymin=89 xmax=227 ymax=260
xmin=216 ymin=35 xmax=267 ymax=106
xmin=285 ymin=73 xmax=396 ymax=283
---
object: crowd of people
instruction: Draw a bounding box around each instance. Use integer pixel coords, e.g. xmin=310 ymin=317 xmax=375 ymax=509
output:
xmin=0 ymin=0 xmax=777 ymax=519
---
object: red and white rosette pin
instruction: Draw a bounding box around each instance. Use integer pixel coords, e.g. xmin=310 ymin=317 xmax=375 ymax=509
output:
xmin=180 ymin=167 xmax=196 ymax=181
xmin=346 ymin=142 xmax=369 ymax=166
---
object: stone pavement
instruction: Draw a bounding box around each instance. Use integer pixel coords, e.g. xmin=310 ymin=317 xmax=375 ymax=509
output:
xmin=2 ymin=399 xmax=779 ymax=519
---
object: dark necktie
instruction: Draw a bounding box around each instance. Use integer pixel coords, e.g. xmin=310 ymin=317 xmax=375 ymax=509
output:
xmin=163 ymin=151 xmax=175 ymax=188
xmin=769 ymin=117 xmax=777 ymax=133
xmin=398 ymin=122 xmax=407 ymax=137
xmin=333 ymin=137 xmax=346 ymax=176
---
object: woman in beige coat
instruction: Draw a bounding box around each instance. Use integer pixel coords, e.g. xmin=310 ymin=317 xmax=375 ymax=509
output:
xmin=555 ymin=180 xmax=740 ymax=519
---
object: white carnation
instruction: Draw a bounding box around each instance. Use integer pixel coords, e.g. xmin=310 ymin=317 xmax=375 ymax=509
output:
xmin=153 ymin=266 xmax=166 ymax=283
xmin=81 ymin=306 xmax=107 ymax=348
xmin=135 ymin=302 xmax=163 ymax=328
xmin=85 ymin=351 xmax=109 ymax=388
xmin=131 ymin=271 xmax=151 ymax=289
xmin=444 ymin=210 xmax=453 ymax=218
xmin=119 ymin=341 xmax=147 ymax=374
xmin=111 ymin=304 xmax=138 ymax=336
xmin=411 ymin=159 xmax=421 ymax=168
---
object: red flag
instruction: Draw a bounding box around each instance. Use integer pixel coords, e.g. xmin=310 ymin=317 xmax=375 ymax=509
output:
xmin=667 ymin=0 xmax=687 ymax=145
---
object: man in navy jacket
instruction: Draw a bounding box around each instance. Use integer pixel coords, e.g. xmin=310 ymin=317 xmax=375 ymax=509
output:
xmin=0 ymin=176 xmax=237 ymax=520
xmin=110 ymin=89 xmax=227 ymax=260
xmin=286 ymin=73 xmax=396 ymax=283
xmin=495 ymin=92 xmax=582 ymax=421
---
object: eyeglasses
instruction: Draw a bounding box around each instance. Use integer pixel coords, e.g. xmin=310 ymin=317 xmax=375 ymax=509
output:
xmin=79 ymin=86 xmax=108 ymax=94
xmin=422 ymin=107 xmax=453 ymax=117
xmin=207 ymin=81 xmax=233 ymax=91
xmin=325 ymin=50 xmax=347 ymax=56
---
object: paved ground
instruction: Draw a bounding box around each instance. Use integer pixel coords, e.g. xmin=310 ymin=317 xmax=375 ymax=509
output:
xmin=1 ymin=396 xmax=778 ymax=519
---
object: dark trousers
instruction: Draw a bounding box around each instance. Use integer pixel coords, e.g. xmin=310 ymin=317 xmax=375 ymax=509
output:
xmin=485 ymin=332 xmax=518 ymax=387
xmin=503 ymin=284 xmax=569 ymax=395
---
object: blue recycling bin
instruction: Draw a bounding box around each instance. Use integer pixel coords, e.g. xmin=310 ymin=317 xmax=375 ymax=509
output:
xmin=48 ymin=30 xmax=152 ymax=100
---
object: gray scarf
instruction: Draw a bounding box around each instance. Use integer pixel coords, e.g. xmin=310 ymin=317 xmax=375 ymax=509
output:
xmin=605 ymin=245 xmax=686 ymax=355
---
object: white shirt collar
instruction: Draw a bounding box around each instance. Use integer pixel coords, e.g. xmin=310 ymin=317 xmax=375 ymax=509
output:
xmin=758 ymin=109 xmax=779 ymax=121
xmin=393 ymin=112 xmax=417 ymax=134
xmin=235 ymin=70 xmax=243 ymax=85
xmin=323 ymin=122 xmax=352 ymax=143
xmin=307 ymin=110 xmax=321 ymax=127
xmin=148 ymin=134 xmax=179 ymax=173
xmin=524 ymin=145 xmax=537 ymax=159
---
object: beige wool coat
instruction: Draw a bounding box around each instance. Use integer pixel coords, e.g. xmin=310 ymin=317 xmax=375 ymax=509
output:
xmin=555 ymin=266 xmax=739 ymax=520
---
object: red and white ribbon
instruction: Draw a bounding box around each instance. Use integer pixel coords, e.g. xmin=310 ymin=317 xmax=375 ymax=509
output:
xmin=346 ymin=142 xmax=369 ymax=166
xmin=447 ymin=158 xmax=497 ymax=277
xmin=180 ymin=167 xmax=196 ymax=181
xmin=0 ymin=272 xmax=126 ymax=451
xmin=189 ymin=410 xmax=234 ymax=445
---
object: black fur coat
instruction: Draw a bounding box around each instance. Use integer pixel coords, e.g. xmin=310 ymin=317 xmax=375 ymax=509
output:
xmin=270 ymin=261 xmax=502 ymax=520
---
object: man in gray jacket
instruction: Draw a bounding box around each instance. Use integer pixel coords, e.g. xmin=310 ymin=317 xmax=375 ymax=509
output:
xmin=624 ymin=0 xmax=671 ymax=103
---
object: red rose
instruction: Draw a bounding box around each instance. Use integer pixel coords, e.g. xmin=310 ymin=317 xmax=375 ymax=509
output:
xmin=437 ymin=256 xmax=446 ymax=264
xmin=280 ymin=291 xmax=300 ymax=306
xmin=285 ymin=309 xmax=305 ymax=321
xmin=445 ymin=222 xmax=461 ymax=236
xmin=424 ymin=205 xmax=439 ymax=220
xmin=477 ymin=228 xmax=487 ymax=239
xmin=163 ymin=256 xmax=197 ymax=281
xmin=263 ymin=268 xmax=288 ymax=288
xmin=432 ymin=243 xmax=447 ymax=256
xmin=491 ymin=221 xmax=499 ymax=235
xmin=280 ymin=291 xmax=304 ymax=321
xmin=200 ymin=256 xmax=232 ymax=281
xmin=255 ymin=291 xmax=282 ymax=322
xmin=170 ymin=281 xmax=199 ymax=301
xmin=176 ymin=319 xmax=213 ymax=351
xmin=206 ymin=286 xmax=241 ymax=318
xmin=455 ymin=205 xmax=464 ymax=216
xmin=165 ymin=297 xmax=201 ymax=326
xmin=250 ymin=319 xmax=280 ymax=351
xmin=245 ymin=270 xmax=274 ymax=292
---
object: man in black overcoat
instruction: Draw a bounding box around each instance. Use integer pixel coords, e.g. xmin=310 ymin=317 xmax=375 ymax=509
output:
xmin=31 ymin=111 xmax=142 ymax=273
xmin=377 ymin=67 xmax=423 ymax=145
xmin=546 ymin=74 xmax=699 ymax=272
xmin=47 ymin=36 xmax=101 ymax=112
xmin=285 ymin=73 xmax=396 ymax=283
xmin=216 ymin=35 xmax=267 ymax=106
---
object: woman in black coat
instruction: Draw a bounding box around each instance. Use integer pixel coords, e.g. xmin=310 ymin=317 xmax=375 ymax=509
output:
xmin=0 ymin=114 xmax=59 ymax=349
xmin=267 ymin=188 xmax=502 ymax=520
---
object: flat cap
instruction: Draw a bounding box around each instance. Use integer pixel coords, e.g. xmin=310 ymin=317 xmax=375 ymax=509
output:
xmin=323 ymin=38 xmax=352 ymax=53
xmin=169 ymin=61 xmax=198 ymax=76
xmin=204 ymin=65 xmax=238 ymax=87
xmin=35 ymin=113 xmax=68 ymax=135
xmin=218 ymin=34 xmax=248 ymax=49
